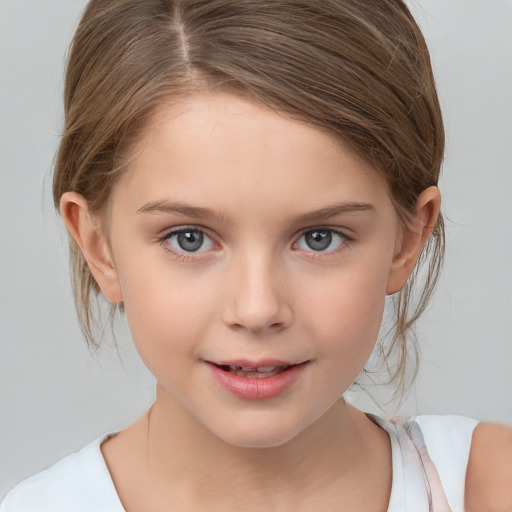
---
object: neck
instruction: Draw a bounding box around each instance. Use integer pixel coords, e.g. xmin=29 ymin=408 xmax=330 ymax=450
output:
xmin=135 ymin=386 xmax=391 ymax=510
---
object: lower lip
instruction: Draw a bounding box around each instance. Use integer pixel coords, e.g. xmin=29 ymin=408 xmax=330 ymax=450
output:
xmin=206 ymin=362 xmax=308 ymax=401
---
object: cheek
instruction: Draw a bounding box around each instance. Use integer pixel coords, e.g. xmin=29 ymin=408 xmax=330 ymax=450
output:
xmin=300 ymin=260 xmax=389 ymax=360
xmin=118 ymin=259 xmax=217 ymax=370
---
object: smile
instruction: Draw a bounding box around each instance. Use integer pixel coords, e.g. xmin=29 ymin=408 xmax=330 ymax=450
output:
xmin=218 ymin=365 xmax=290 ymax=378
xmin=206 ymin=360 xmax=309 ymax=400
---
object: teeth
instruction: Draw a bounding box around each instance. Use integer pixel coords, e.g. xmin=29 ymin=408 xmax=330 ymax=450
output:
xmin=256 ymin=366 xmax=281 ymax=372
xmin=224 ymin=364 xmax=290 ymax=378
xmin=228 ymin=365 xmax=285 ymax=372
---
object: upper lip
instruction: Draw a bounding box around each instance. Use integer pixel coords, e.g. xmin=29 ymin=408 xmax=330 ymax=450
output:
xmin=207 ymin=359 xmax=308 ymax=369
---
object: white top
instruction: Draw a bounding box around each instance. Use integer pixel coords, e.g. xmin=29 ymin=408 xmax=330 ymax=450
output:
xmin=370 ymin=415 xmax=478 ymax=511
xmin=1 ymin=415 xmax=478 ymax=512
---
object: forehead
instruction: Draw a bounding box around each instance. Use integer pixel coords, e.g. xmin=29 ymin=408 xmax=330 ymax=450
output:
xmin=111 ymin=92 xmax=392 ymax=220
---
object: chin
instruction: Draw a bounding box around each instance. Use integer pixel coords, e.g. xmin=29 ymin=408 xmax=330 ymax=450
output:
xmin=208 ymin=411 xmax=310 ymax=449
xmin=218 ymin=429 xmax=300 ymax=450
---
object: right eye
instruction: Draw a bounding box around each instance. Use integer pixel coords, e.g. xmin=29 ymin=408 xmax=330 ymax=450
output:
xmin=162 ymin=228 xmax=216 ymax=254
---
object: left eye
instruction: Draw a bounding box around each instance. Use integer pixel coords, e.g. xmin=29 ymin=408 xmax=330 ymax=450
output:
xmin=164 ymin=228 xmax=215 ymax=253
xmin=295 ymin=229 xmax=346 ymax=252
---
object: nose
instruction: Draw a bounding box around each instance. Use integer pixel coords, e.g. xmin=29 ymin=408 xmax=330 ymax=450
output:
xmin=222 ymin=251 xmax=293 ymax=334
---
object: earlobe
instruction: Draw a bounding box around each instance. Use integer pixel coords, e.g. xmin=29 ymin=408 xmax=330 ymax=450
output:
xmin=386 ymin=186 xmax=441 ymax=295
xmin=60 ymin=192 xmax=123 ymax=303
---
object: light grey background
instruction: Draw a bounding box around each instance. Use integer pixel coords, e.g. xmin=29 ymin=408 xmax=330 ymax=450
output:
xmin=1 ymin=0 xmax=511 ymax=500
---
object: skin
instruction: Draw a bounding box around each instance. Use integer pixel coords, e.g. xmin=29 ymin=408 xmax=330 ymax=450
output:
xmin=465 ymin=423 xmax=512 ymax=512
xmin=60 ymin=93 xmax=512 ymax=511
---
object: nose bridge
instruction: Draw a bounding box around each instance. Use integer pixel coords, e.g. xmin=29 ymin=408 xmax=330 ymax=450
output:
xmin=224 ymin=246 xmax=291 ymax=334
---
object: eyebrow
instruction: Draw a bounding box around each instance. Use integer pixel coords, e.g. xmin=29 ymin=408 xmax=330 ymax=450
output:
xmin=137 ymin=200 xmax=232 ymax=224
xmin=137 ymin=200 xmax=375 ymax=224
xmin=294 ymin=202 xmax=376 ymax=224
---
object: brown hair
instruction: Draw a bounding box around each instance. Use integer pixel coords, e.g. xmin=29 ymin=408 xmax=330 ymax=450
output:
xmin=53 ymin=0 xmax=445 ymax=390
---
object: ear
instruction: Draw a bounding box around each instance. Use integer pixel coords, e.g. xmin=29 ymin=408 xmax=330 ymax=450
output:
xmin=386 ymin=186 xmax=441 ymax=295
xmin=60 ymin=192 xmax=123 ymax=303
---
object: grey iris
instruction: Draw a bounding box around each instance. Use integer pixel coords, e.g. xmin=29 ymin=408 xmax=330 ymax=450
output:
xmin=305 ymin=230 xmax=332 ymax=251
xmin=177 ymin=231 xmax=204 ymax=252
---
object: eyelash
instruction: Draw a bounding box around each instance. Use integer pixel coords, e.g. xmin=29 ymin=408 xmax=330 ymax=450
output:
xmin=293 ymin=228 xmax=351 ymax=260
xmin=158 ymin=226 xmax=216 ymax=261
xmin=157 ymin=226 xmax=352 ymax=262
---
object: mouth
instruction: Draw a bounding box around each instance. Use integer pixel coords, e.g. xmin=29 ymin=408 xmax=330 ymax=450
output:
xmin=216 ymin=364 xmax=292 ymax=378
xmin=206 ymin=360 xmax=309 ymax=400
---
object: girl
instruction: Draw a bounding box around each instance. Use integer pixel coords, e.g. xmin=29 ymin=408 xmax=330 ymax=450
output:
xmin=2 ymin=1 xmax=511 ymax=510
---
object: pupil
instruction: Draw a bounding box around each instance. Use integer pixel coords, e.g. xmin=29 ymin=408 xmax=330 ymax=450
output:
xmin=306 ymin=230 xmax=331 ymax=251
xmin=177 ymin=231 xmax=203 ymax=252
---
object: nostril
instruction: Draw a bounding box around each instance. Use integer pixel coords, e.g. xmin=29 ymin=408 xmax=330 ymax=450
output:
xmin=230 ymin=321 xmax=285 ymax=334
xmin=222 ymin=284 xmax=293 ymax=332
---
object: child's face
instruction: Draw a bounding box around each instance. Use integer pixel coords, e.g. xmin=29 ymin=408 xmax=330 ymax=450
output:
xmin=105 ymin=93 xmax=403 ymax=447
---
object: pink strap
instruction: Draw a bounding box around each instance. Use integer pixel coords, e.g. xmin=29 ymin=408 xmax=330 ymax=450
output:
xmin=404 ymin=420 xmax=452 ymax=512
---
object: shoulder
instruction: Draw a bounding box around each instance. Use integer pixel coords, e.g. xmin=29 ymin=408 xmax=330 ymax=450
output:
xmin=465 ymin=422 xmax=512 ymax=512
xmin=0 ymin=434 xmax=124 ymax=512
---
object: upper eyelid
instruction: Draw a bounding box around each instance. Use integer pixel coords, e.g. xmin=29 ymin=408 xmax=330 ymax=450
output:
xmin=295 ymin=226 xmax=351 ymax=240
xmin=301 ymin=226 xmax=347 ymax=234
xmin=159 ymin=226 xmax=217 ymax=257
xmin=161 ymin=225 xmax=213 ymax=238
xmin=160 ymin=224 xmax=348 ymax=236
xmin=158 ymin=226 xmax=217 ymax=248
xmin=293 ymin=228 xmax=351 ymax=260
xmin=159 ymin=225 xmax=351 ymax=247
